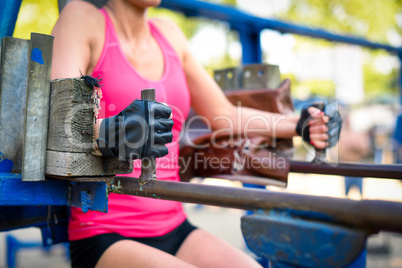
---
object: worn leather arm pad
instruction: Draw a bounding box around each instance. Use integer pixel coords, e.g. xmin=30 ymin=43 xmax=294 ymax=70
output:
xmin=179 ymin=133 xmax=289 ymax=185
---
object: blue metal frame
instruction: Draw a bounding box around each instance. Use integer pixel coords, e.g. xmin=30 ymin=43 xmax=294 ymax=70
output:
xmin=0 ymin=0 xmax=22 ymax=38
xmin=0 ymin=173 xmax=108 ymax=211
xmin=6 ymin=234 xmax=53 ymax=268
xmin=0 ymin=173 xmax=108 ymax=245
xmin=242 ymin=210 xmax=367 ymax=268
xmin=0 ymin=173 xmax=69 ymax=206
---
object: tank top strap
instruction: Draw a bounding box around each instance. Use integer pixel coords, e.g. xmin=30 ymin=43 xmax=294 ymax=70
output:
xmin=148 ymin=20 xmax=179 ymax=58
xmin=99 ymin=8 xmax=119 ymax=48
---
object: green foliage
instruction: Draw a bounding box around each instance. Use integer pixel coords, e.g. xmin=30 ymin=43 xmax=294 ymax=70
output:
xmin=364 ymin=59 xmax=399 ymax=99
xmin=282 ymin=0 xmax=402 ymax=44
xmin=280 ymin=0 xmax=401 ymax=100
xmin=13 ymin=0 xmax=59 ymax=39
xmin=151 ymin=4 xmax=241 ymax=72
xmin=204 ymin=0 xmax=237 ymax=6
xmin=149 ymin=7 xmax=202 ymax=39
xmin=282 ymin=73 xmax=335 ymax=99
xmin=150 ymin=0 xmax=236 ymax=39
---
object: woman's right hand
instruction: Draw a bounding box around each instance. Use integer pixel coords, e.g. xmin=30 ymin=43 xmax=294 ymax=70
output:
xmin=96 ymin=99 xmax=174 ymax=160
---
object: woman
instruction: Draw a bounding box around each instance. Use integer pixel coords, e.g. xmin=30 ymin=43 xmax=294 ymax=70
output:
xmin=51 ymin=0 xmax=331 ymax=267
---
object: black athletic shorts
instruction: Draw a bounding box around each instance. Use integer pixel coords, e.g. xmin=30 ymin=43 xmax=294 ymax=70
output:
xmin=69 ymin=219 xmax=197 ymax=268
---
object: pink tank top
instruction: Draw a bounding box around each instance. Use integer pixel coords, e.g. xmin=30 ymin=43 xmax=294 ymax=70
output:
xmin=68 ymin=9 xmax=191 ymax=241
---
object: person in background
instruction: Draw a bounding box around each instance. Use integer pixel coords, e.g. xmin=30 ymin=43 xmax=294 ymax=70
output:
xmin=338 ymin=108 xmax=370 ymax=199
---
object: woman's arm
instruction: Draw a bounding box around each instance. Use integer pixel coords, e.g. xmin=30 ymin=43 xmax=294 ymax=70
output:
xmin=176 ymin=31 xmax=329 ymax=148
xmin=52 ymin=2 xmax=106 ymax=139
xmin=51 ymin=1 xmax=103 ymax=79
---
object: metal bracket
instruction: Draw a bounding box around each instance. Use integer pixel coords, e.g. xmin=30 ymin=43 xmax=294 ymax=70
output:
xmin=214 ymin=64 xmax=281 ymax=91
xmin=69 ymin=180 xmax=108 ymax=213
xmin=23 ymin=33 xmax=53 ymax=181
xmin=0 ymin=37 xmax=29 ymax=173
xmin=0 ymin=174 xmax=108 ymax=213
xmin=0 ymin=33 xmax=53 ymax=181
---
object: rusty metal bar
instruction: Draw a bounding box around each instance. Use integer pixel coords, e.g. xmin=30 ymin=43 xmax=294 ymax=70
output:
xmin=108 ymin=176 xmax=402 ymax=234
xmin=212 ymin=174 xmax=286 ymax=187
xmin=290 ymin=161 xmax=402 ymax=179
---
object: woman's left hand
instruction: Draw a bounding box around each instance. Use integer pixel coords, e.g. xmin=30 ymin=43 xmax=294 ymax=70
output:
xmin=296 ymin=105 xmax=342 ymax=149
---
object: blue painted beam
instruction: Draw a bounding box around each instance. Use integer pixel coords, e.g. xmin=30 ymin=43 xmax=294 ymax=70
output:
xmin=0 ymin=174 xmax=108 ymax=212
xmin=393 ymin=53 xmax=402 ymax=164
xmin=0 ymin=174 xmax=68 ymax=206
xmin=0 ymin=0 xmax=22 ymax=38
xmin=7 ymin=234 xmax=50 ymax=268
xmin=0 ymin=174 xmax=108 ymax=243
xmin=159 ymin=0 xmax=402 ymax=54
xmin=399 ymin=52 xmax=402 ymax=107
xmin=236 ymin=28 xmax=262 ymax=64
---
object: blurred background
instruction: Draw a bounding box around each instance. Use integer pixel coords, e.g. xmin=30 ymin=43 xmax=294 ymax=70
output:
xmin=2 ymin=0 xmax=402 ymax=267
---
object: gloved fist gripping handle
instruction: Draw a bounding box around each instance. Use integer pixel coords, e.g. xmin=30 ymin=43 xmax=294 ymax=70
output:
xmin=296 ymin=103 xmax=342 ymax=148
xmin=96 ymin=99 xmax=174 ymax=160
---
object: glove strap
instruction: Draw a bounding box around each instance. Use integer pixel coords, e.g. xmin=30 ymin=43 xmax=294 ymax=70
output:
xmin=139 ymin=100 xmax=150 ymax=158
xmin=96 ymin=117 xmax=116 ymax=158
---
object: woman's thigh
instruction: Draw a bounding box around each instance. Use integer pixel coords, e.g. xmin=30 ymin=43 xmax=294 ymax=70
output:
xmin=175 ymin=229 xmax=262 ymax=268
xmin=96 ymin=239 xmax=196 ymax=268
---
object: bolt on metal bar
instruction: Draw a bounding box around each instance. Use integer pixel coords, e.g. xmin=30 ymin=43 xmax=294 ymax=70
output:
xmin=290 ymin=161 xmax=402 ymax=179
xmin=108 ymin=176 xmax=402 ymax=234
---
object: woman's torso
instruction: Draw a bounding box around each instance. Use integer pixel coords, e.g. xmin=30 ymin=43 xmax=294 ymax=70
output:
xmin=68 ymin=7 xmax=191 ymax=241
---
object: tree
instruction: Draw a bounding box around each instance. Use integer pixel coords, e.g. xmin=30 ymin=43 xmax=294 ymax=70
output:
xmin=13 ymin=0 xmax=59 ymax=39
xmin=151 ymin=0 xmax=241 ymax=73
xmin=281 ymin=0 xmax=402 ymax=44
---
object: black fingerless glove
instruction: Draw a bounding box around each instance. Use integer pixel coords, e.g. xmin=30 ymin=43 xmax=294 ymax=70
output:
xmin=96 ymin=99 xmax=174 ymax=160
xmin=296 ymin=102 xmax=342 ymax=148
xmin=296 ymin=104 xmax=313 ymax=144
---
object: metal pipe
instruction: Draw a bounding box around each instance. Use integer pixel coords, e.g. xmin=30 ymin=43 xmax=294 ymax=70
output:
xmin=290 ymin=161 xmax=402 ymax=179
xmin=139 ymin=89 xmax=157 ymax=185
xmin=108 ymin=176 xmax=402 ymax=234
